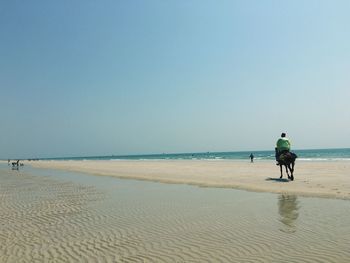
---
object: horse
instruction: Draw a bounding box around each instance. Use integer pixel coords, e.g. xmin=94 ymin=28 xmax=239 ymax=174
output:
xmin=277 ymin=152 xmax=297 ymax=181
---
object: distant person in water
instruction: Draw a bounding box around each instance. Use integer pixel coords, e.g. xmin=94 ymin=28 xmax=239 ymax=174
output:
xmin=275 ymin=132 xmax=291 ymax=164
xmin=249 ymin=153 xmax=254 ymax=163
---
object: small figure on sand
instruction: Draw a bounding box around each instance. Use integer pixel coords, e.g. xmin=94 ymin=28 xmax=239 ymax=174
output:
xmin=249 ymin=153 xmax=254 ymax=163
xmin=11 ymin=160 xmax=20 ymax=167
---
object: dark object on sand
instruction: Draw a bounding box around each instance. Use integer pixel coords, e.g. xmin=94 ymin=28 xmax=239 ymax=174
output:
xmin=12 ymin=160 xmax=19 ymax=167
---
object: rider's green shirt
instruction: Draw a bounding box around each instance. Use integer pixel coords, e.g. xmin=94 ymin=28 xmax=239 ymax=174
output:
xmin=276 ymin=138 xmax=291 ymax=151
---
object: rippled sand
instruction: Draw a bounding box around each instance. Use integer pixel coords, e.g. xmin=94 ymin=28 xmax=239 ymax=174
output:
xmin=1 ymin=165 xmax=350 ymax=262
xmin=30 ymin=160 xmax=350 ymax=199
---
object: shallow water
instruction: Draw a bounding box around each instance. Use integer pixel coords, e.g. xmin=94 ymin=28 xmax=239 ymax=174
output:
xmin=1 ymin=164 xmax=350 ymax=262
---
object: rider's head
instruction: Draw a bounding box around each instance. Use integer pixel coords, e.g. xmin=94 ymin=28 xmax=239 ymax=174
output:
xmin=281 ymin=133 xmax=286 ymax=137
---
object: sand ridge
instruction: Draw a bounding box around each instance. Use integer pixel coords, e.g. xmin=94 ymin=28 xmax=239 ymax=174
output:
xmin=29 ymin=160 xmax=350 ymax=199
xmin=1 ymin=165 xmax=350 ymax=262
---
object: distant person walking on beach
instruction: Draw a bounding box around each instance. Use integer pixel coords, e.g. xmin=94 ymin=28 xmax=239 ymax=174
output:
xmin=275 ymin=132 xmax=291 ymax=164
xmin=249 ymin=153 xmax=254 ymax=163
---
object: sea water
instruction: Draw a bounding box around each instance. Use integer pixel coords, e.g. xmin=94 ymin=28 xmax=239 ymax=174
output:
xmin=41 ymin=148 xmax=350 ymax=161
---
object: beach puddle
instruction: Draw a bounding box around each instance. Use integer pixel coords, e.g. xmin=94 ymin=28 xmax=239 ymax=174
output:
xmin=1 ymin=164 xmax=350 ymax=262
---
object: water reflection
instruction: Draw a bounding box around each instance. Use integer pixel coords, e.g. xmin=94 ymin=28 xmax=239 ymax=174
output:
xmin=278 ymin=194 xmax=300 ymax=233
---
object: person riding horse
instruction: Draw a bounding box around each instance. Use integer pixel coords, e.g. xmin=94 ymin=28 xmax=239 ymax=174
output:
xmin=275 ymin=133 xmax=291 ymax=164
xmin=275 ymin=132 xmax=297 ymax=180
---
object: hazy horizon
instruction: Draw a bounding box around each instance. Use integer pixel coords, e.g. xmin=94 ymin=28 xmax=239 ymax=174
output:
xmin=1 ymin=1 xmax=349 ymax=159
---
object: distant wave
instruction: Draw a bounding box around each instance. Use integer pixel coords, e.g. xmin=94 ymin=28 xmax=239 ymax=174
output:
xmin=40 ymin=148 xmax=350 ymax=162
xmin=298 ymin=158 xmax=350 ymax=161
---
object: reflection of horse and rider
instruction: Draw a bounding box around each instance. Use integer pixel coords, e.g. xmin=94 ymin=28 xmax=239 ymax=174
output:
xmin=275 ymin=133 xmax=297 ymax=180
xmin=278 ymin=194 xmax=299 ymax=233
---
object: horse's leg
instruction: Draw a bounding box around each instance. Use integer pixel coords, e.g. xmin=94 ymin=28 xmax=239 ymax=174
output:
xmin=290 ymin=162 xmax=295 ymax=181
xmin=280 ymin=164 xmax=283 ymax=179
xmin=285 ymin=165 xmax=290 ymax=179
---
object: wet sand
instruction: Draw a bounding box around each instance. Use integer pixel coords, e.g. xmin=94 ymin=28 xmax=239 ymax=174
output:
xmin=29 ymin=160 xmax=350 ymax=199
xmin=1 ymin=164 xmax=350 ymax=262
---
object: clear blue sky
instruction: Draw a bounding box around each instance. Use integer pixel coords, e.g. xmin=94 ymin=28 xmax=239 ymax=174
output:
xmin=1 ymin=0 xmax=349 ymax=158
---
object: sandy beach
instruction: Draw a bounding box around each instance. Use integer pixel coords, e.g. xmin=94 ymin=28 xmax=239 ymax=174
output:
xmin=2 ymin=163 xmax=350 ymax=262
xmin=28 ymin=160 xmax=350 ymax=199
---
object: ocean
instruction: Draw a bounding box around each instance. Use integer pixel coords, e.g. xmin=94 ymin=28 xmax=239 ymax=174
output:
xmin=42 ymin=148 xmax=350 ymax=162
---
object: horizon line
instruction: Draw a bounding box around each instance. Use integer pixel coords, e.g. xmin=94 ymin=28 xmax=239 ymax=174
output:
xmin=3 ymin=147 xmax=350 ymax=161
